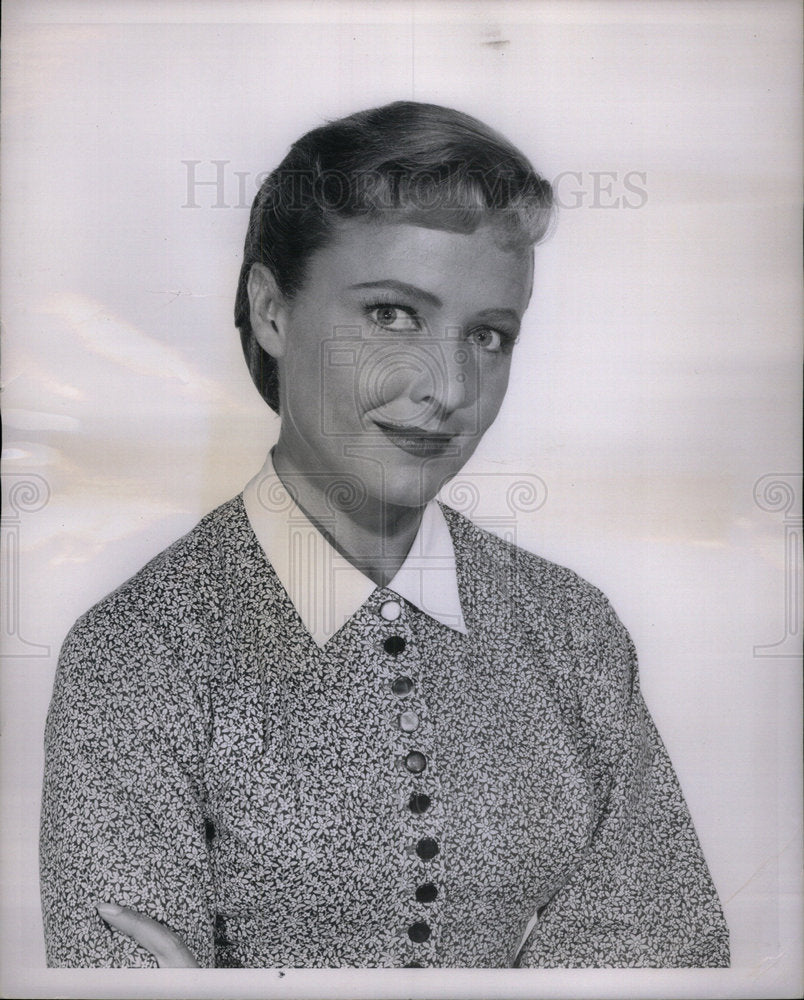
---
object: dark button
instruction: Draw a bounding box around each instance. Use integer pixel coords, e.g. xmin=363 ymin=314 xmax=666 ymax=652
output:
xmin=384 ymin=635 xmax=406 ymax=656
xmin=204 ymin=819 xmax=216 ymax=842
xmin=391 ymin=675 xmax=414 ymax=696
xmin=416 ymin=882 xmax=438 ymax=904
xmin=416 ymin=837 xmax=439 ymax=860
xmin=213 ymin=912 xmax=231 ymax=947
xmin=408 ymin=921 xmax=431 ymax=943
xmin=404 ymin=961 xmax=423 ymax=967
xmin=408 ymin=792 xmax=431 ymax=814
xmin=404 ymin=751 xmax=427 ymax=774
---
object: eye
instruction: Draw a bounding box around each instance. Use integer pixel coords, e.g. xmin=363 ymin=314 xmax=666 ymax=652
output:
xmin=367 ymin=304 xmax=422 ymax=332
xmin=466 ymin=327 xmax=508 ymax=353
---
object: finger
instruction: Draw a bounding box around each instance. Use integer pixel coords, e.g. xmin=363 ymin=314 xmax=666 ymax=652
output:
xmin=96 ymin=902 xmax=199 ymax=967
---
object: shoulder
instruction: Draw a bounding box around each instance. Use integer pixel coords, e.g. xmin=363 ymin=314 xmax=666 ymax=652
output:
xmin=441 ymin=502 xmax=619 ymax=625
xmin=49 ymin=497 xmax=254 ymax=750
xmin=441 ymin=502 xmax=637 ymax=698
xmin=59 ymin=495 xmax=252 ymax=675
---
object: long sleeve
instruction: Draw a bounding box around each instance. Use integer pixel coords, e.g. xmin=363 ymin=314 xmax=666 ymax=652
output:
xmin=40 ymin=607 xmax=216 ymax=967
xmin=40 ymin=497 xmax=730 ymax=968
xmin=516 ymin=601 xmax=730 ymax=968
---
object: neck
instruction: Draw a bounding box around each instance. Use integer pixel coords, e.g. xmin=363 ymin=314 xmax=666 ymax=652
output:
xmin=271 ymin=444 xmax=425 ymax=588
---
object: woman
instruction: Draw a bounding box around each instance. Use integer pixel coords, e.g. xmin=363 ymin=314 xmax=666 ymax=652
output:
xmin=40 ymin=101 xmax=729 ymax=968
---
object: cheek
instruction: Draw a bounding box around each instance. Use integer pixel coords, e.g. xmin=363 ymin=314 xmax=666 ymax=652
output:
xmin=283 ymin=319 xmax=356 ymax=419
xmin=477 ymin=357 xmax=512 ymax=420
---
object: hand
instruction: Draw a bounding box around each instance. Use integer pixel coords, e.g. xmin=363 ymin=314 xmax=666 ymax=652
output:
xmin=96 ymin=902 xmax=200 ymax=967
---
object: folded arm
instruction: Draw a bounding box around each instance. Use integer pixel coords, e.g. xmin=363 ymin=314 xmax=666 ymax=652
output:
xmin=40 ymin=616 xmax=215 ymax=967
xmin=517 ymin=600 xmax=729 ymax=968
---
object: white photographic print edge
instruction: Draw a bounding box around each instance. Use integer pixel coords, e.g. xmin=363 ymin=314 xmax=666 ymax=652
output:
xmin=1 ymin=0 xmax=801 ymax=997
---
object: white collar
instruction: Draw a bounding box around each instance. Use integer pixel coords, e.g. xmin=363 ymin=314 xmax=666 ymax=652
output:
xmin=242 ymin=453 xmax=467 ymax=647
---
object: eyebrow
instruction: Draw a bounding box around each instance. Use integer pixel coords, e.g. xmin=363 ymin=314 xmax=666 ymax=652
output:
xmin=347 ymin=280 xmax=522 ymax=327
xmin=348 ymin=280 xmax=442 ymax=309
xmin=472 ymin=307 xmax=522 ymax=329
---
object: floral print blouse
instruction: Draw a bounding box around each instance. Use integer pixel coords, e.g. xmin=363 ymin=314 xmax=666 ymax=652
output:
xmin=40 ymin=496 xmax=729 ymax=967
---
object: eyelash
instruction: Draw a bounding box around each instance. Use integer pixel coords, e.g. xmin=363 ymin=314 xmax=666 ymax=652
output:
xmin=364 ymin=299 xmax=423 ymax=332
xmin=362 ymin=299 xmax=517 ymax=354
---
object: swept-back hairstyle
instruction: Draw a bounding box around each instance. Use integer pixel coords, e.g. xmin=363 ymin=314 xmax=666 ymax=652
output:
xmin=235 ymin=101 xmax=554 ymax=412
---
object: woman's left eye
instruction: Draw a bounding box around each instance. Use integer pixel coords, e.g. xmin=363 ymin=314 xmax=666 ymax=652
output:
xmin=466 ymin=327 xmax=506 ymax=352
xmin=367 ymin=304 xmax=421 ymax=332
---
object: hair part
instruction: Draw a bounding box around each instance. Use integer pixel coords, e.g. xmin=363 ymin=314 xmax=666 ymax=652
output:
xmin=235 ymin=101 xmax=555 ymax=413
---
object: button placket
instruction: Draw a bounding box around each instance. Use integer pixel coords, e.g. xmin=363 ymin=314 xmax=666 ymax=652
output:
xmin=377 ymin=596 xmax=443 ymax=965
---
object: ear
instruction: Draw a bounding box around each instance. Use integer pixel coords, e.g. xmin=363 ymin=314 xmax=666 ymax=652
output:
xmin=247 ymin=263 xmax=290 ymax=359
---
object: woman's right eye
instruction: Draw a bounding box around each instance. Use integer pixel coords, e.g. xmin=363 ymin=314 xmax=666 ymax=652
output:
xmin=367 ymin=304 xmax=422 ymax=332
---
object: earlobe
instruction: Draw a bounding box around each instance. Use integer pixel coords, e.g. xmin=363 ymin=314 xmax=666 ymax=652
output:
xmin=247 ymin=263 xmax=287 ymax=358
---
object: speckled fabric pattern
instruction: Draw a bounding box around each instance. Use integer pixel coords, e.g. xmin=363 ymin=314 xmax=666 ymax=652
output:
xmin=40 ymin=496 xmax=729 ymax=968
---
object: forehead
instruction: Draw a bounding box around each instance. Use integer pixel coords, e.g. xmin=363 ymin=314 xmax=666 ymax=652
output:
xmin=301 ymin=218 xmax=534 ymax=312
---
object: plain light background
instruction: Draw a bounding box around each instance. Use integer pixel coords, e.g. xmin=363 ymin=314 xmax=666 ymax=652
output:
xmin=1 ymin=0 xmax=801 ymax=997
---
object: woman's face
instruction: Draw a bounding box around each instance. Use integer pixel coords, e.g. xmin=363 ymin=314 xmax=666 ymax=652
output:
xmin=271 ymin=217 xmax=534 ymax=508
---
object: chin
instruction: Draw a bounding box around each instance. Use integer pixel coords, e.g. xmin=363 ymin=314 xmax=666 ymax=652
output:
xmin=377 ymin=462 xmax=462 ymax=509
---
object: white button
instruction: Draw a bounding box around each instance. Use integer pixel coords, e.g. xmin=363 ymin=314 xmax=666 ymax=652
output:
xmin=380 ymin=600 xmax=402 ymax=621
xmin=399 ymin=710 xmax=419 ymax=733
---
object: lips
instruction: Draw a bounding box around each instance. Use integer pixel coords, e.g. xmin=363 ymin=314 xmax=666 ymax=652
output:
xmin=372 ymin=421 xmax=458 ymax=458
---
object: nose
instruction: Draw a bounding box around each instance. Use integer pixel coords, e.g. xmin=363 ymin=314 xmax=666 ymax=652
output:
xmin=408 ymin=342 xmax=471 ymax=420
